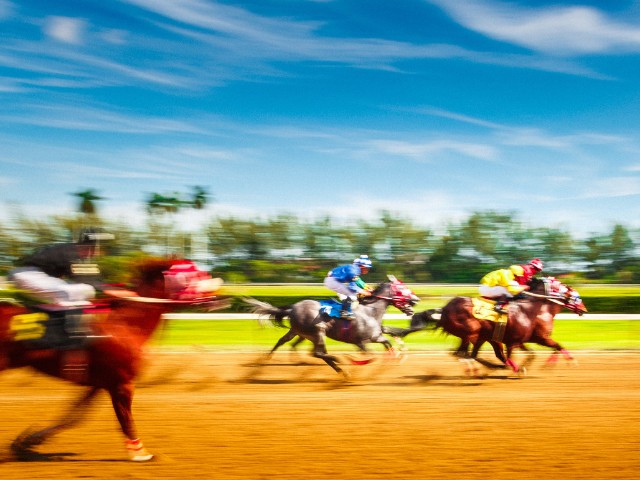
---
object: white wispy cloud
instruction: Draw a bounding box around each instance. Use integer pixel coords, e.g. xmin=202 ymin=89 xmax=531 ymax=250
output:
xmin=368 ymin=139 xmax=497 ymax=162
xmin=0 ymin=103 xmax=208 ymax=134
xmin=584 ymin=176 xmax=640 ymax=198
xmin=426 ymin=0 xmax=640 ymax=56
xmin=43 ymin=16 xmax=87 ymax=45
xmin=416 ymin=106 xmax=634 ymax=152
xmin=122 ymin=0 xmax=597 ymax=76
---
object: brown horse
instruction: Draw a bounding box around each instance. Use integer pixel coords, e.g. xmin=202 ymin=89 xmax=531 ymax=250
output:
xmin=384 ymin=277 xmax=586 ymax=375
xmin=0 ymin=258 xmax=224 ymax=461
xmin=495 ymin=278 xmax=587 ymax=372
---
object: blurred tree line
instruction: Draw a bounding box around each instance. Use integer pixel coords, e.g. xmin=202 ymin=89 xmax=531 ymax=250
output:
xmin=1 ymin=203 xmax=638 ymax=284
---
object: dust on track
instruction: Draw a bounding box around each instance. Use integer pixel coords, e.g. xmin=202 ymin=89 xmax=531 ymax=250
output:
xmin=0 ymin=349 xmax=638 ymax=480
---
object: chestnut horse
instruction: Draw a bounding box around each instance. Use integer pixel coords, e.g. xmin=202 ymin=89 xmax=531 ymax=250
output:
xmin=384 ymin=277 xmax=586 ymax=375
xmin=0 ymin=258 xmax=223 ymax=461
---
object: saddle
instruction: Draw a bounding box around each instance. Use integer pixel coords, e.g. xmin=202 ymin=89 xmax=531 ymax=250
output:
xmin=317 ymin=300 xmax=358 ymax=341
xmin=471 ymin=297 xmax=507 ymax=342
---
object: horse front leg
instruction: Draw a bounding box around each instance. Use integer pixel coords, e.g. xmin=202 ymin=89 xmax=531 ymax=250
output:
xmin=375 ymin=336 xmax=401 ymax=360
xmin=535 ymin=337 xmax=577 ymax=367
xmin=11 ymin=386 xmax=100 ymax=460
xmin=109 ymin=382 xmax=153 ymax=462
xmin=504 ymin=344 xmax=524 ymax=375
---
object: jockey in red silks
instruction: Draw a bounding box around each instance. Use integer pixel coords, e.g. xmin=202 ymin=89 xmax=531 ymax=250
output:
xmin=323 ymin=255 xmax=373 ymax=319
xmin=478 ymin=258 xmax=544 ymax=313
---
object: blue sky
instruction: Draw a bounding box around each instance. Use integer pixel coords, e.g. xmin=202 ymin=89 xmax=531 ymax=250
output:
xmin=1 ymin=0 xmax=640 ymax=238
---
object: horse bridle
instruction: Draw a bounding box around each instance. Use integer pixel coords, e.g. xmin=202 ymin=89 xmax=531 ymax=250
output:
xmin=369 ymin=281 xmax=418 ymax=315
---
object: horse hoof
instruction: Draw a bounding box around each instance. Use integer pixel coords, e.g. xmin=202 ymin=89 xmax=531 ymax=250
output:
xmin=126 ymin=439 xmax=154 ymax=462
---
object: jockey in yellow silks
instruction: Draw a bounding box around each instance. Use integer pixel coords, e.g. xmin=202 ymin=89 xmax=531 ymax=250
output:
xmin=478 ymin=259 xmax=544 ymax=313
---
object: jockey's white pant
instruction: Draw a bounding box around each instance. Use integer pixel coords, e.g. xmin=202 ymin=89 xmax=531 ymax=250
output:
xmin=9 ymin=268 xmax=95 ymax=305
xmin=323 ymin=276 xmax=357 ymax=301
xmin=478 ymin=284 xmax=512 ymax=299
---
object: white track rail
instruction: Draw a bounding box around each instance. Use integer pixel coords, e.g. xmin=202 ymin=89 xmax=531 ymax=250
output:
xmin=164 ymin=313 xmax=640 ymax=321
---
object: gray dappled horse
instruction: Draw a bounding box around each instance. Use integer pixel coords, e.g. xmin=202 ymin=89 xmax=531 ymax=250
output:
xmin=244 ymin=276 xmax=419 ymax=375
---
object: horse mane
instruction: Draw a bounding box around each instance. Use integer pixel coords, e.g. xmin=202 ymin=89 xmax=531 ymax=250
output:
xmin=129 ymin=258 xmax=173 ymax=289
xmin=528 ymin=277 xmax=548 ymax=295
xmin=369 ymin=281 xmax=391 ymax=297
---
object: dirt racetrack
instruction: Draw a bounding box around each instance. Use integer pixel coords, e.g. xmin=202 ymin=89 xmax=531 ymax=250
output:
xmin=0 ymin=348 xmax=638 ymax=480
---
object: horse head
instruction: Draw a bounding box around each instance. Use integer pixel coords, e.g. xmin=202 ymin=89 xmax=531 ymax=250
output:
xmin=366 ymin=275 xmax=419 ymax=316
xmin=535 ymin=276 xmax=587 ymax=316
xmin=130 ymin=258 xmax=221 ymax=300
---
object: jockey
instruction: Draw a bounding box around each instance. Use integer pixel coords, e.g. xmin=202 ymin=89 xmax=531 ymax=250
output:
xmin=9 ymin=228 xmax=114 ymax=332
xmin=478 ymin=258 xmax=544 ymax=313
xmin=324 ymin=255 xmax=373 ymax=319
xmin=9 ymin=227 xmax=114 ymax=382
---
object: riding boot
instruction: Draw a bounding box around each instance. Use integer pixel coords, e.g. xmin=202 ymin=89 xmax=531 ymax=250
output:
xmin=494 ymin=300 xmax=509 ymax=314
xmin=340 ymin=299 xmax=355 ymax=320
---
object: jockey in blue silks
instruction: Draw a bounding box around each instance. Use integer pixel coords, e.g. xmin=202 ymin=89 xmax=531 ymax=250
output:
xmin=323 ymin=255 xmax=373 ymax=319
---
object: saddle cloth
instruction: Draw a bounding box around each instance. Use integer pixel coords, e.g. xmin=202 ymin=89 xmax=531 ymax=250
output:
xmin=319 ymin=299 xmax=342 ymax=318
xmin=8 ymin=304 xmax=103 ymax=350
xmin=471 ymin=297 xmax=507 ymax=323
xmin=472 ymin=297 xmax=507 ymax=342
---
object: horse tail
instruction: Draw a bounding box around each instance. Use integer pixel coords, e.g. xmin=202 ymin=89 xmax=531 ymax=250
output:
xmin=242 ymin=297 xmax=292 ymax=328
xmin=382 ymin=308 xmax=442 ymax=338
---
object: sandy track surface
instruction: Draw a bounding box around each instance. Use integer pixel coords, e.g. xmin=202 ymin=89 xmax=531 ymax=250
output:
xmin=0 ymin=349 xmax=638 ymax=479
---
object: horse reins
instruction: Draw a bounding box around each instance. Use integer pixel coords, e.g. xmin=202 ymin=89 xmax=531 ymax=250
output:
xmin=522 ymin=290 xmax=566 ymax=306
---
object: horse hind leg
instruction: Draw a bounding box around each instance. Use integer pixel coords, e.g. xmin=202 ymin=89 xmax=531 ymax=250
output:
xmin=312 ymin=324 xmax=344 ymax=375
xmin=11 ymin=386 xmax=100 ymax=461
xmin=269 ymin=329 xmax=298 ymax=358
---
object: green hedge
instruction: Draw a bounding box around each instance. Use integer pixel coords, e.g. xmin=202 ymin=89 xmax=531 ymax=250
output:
xmin=215 ymin=294 xmax=640 ymax=314
xmin=577 ymin=296 xmax=640 ymax=314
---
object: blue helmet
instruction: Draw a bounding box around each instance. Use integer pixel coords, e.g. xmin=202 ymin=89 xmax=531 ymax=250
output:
xmin=353 ymin=255 xmax=372 ymax=270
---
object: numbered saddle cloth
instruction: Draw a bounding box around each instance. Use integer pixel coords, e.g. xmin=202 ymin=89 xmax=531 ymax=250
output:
xmin=319 ymin=299 xmax=343 ymax=318
xmin=471 ymin=297 xmax=507 ymax=323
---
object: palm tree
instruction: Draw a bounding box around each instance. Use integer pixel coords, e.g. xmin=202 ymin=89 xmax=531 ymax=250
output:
xmin=72 ymin=188 xmax=104 ymax=215
xmin=145 ymin=188 xmax=213 ymax=256
xmin=145 ymin=192 xmax=182 ymax=215
xmin=190 ymin=185 xmax=210 ymax=210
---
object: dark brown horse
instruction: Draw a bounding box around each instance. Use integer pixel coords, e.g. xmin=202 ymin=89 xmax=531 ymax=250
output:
xmin=384 ymin=277 xmax=586 ymax=375
xmin=0 ymin=258 xmax=223 ymax=461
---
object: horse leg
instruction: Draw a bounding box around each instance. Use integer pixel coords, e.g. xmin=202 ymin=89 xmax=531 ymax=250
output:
xmin=312 ymin=323 xmax=343 ymax=374
xmin=452 ymin=339 xmax=471 ymax=358
xmin=489 ymin=341 xmax=507 ymax=364
xmin=268 ymin=329 xmax=298 ymax=357
xmin=109 ymin=382 xmax=153 ymax=462
xmin=504 ymin=344 xmax=521 ymax=374
xmin=519 ymin=344 xmax=536 ymax=369
xmin=11 ymin=386 xmax=100 ymax=460
xmin=536 ymin=337 xmax=577 ymax=367
xmin=459 ymin=340 xmax=485 ymax=377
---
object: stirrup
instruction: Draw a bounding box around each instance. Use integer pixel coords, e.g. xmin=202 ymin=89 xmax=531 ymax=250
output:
xmin=494 ymin=304 xmax=508 ymax=314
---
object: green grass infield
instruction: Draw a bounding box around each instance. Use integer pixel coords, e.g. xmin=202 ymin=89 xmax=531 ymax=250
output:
xmin=153 ymin=318 xmax=640 ymax=351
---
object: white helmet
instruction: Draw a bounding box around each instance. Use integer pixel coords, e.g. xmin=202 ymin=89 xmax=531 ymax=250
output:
xmin=353 ymin=254 xmax=372 ymax=269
